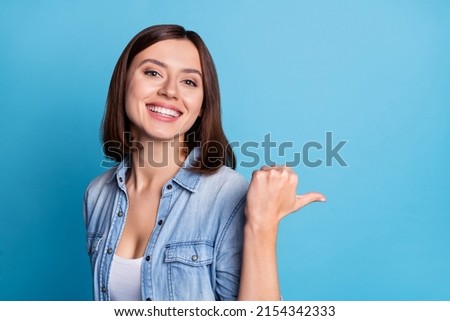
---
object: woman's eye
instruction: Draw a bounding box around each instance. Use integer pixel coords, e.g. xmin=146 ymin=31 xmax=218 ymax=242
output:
xmin=144 ymin=70 xmax=160 ymax=77
xmin=184 ymin=79 xmax=197 ymax=87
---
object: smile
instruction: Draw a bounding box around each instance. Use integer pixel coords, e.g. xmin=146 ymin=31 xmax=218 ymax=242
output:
xmin=146 ymin=104 xmax=181 ymax=118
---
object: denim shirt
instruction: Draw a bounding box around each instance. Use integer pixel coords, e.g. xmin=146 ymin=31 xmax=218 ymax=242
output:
xmin=83 ymin=148 xmax=248 ymax=301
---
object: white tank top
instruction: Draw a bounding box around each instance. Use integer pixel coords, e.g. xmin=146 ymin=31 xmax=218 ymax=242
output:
xmin=109 ymin=255 xmax=143 ymax=301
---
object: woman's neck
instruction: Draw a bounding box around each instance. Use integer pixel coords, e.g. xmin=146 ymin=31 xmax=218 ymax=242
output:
xmin=126 ymin=138 xmax=187 ymax=192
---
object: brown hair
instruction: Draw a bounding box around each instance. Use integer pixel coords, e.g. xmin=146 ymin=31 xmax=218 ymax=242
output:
xmin=101 ymin=24 xmax=236 ymax=173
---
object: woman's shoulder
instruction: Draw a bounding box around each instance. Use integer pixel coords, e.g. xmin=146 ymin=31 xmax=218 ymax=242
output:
xmin=210 ymin=165 xmax=247 ymax=183
xmin=199 ymin=166 xmax=249 ymax=197
xmin=84 ymin=167 xmax=118 ymax=198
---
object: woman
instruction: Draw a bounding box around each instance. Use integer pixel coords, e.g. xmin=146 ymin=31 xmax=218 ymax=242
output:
xmin=83 ymin=24 xmax=325 ymax=301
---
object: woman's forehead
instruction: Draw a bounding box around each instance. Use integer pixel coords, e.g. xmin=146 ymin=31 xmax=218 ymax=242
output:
xmin=133 ymin=39 xmax=202 ymax=72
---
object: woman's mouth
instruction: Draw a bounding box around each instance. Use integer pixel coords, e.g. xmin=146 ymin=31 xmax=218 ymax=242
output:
xmin=146 ymin=104 xmax=181 ymax=118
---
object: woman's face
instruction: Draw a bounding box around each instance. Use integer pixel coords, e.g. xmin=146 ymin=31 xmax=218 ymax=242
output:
xmin=125 ymin=39 xmax=204 ymax=143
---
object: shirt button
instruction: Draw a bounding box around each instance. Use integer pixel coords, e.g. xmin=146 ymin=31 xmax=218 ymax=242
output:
xmin=145 ymin=255 xmax=151 ymax=261
xmin=191 ymin=255 xmax=198 ymax=261
xmin=119 ymin=177 xmax=123 ymax=183
xmin=117 ymin=211 xmax=123 ymax=217
xmin=158 ymin=220 xmax=163 ymax=225
xmin=107 ymin=248 xmax=113 ymax=254
xmin=167 ymin=184 xmax=172 ymax=190
xmin=101 ymin=287 xmax=107 ymax=293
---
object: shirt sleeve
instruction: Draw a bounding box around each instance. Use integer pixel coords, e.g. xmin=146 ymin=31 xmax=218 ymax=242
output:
xmin=214 ymin=195 xmax=246 ymax=300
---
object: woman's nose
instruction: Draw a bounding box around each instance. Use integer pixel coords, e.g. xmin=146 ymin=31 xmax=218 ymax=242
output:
xmin=157 ymin=78 xmax=178 ymax=99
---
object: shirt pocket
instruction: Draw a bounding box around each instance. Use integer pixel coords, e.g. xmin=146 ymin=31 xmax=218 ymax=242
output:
xmin=164 ymin=241 xmax=215 ymax=300
xmin=86 ymin=232 xmax=103 ymax=265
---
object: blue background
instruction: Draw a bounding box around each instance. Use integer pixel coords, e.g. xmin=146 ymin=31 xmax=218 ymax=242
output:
xmin=1 ymin=0 xmax=449 ymax=300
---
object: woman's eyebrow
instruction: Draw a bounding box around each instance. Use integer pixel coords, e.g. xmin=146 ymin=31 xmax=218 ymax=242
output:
xmin=138 ymin=58 xmax=202 ymax=77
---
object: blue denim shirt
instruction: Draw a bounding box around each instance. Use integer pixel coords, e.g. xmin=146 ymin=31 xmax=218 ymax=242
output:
xmin=83 ymin=148 xmax=248 ymax=301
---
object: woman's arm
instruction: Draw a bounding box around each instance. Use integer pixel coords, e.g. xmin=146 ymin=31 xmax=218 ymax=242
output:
xmin=237 ymin=166 xmax=326 ymax=300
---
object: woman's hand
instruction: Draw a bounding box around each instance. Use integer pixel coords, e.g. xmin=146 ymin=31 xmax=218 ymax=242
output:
xmin=238 ymin=165 xmax=325 ymax=300
xmin=244 ymin=165 xmax=326 ymax=232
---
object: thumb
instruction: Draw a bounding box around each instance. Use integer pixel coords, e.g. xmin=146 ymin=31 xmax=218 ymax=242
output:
xmin=294 ymin=192 xmax=326 ymax=211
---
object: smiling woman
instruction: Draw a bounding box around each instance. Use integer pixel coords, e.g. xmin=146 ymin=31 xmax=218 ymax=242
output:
xmin=124 ymin=40 xmax=204 ymax=144
xmin=83 ymin=24 xmax=325 ymax=301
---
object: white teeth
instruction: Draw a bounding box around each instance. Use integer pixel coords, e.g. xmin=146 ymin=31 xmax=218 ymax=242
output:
xmin=147 ymin=105 xmax=181 ymax=118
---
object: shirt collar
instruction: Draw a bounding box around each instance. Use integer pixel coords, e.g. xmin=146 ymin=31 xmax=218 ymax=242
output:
xmin=105 ymin=158 xmax=129 ymax=186
xmin=172 ymin=147 xmax=201 ymax=192
xmin=107 ymin=147 xmax=202 ymax=192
